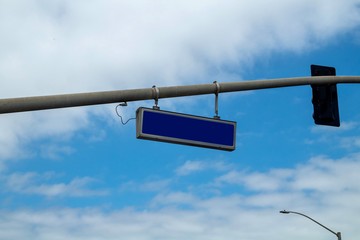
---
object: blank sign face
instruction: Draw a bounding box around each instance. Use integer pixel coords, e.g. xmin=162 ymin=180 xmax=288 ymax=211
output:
xmin=136 ymin=107 xmax=236 ymax=151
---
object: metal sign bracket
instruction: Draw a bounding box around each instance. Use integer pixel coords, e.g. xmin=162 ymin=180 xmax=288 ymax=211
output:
xmin=213 ymin=81 xmax=220 ymax=119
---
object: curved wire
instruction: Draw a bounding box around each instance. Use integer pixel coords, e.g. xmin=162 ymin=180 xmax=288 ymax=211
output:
xmin=115 ymin=104 xmax=136 ymax=125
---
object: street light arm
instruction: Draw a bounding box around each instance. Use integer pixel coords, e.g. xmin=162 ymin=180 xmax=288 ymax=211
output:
xmin=280 ymin=210 xmax=341 ymax=240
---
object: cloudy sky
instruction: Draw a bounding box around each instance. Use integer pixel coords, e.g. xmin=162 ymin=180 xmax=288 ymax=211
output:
xmin=1 ymin=0 xmax=360 ymax=239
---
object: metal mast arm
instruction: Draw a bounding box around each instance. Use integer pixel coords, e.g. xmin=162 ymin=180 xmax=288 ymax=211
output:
xmin=1 ymin=76 xmax=360 ymax=114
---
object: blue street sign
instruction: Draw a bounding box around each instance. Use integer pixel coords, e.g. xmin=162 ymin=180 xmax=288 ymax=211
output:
xmin=136 ymin=107 xmax=236 ymax=151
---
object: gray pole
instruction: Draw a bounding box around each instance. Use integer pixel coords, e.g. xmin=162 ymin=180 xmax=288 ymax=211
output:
xmin=1 ymin=76 xmax=360 ymax=114
xmin=280 ymin=210 xmax=341 ymax=240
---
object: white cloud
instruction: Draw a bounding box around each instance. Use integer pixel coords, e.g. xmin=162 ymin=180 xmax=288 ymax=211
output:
xmin=0 ymin=108 xmax=89 ymax=171
xmin=151 ymin=191 xmax=199 ymax=207
xmin=291 ymin=155 xmax=360 ymax=194
xmin=306 ymin=120 xmax=360 ymax=150
xmin=1 ymin=0 xmax=360 ymax=162
xmin=120 ymin=179 xmax=172 ymax=193
xmin=214 ymin=168 xmax=294 ymax=192
xmin=310 ymin=121 xmax=359 ymax=134
xmin=176 ymin=160 xmax=231 ymax=176
xmin=2 ymin=171 xmax=108 ymax=197
xmin=176 ymin=161 xmax=207 ymax=176
xmin=1 ymin=3 xmax=360 ymax=239
xmin=215 ymin=153 xmax=360 ymax=195
xmin=140 ymin=180 xmax=172 ymax=192
xmin=1 ymin=153 xmax=360 ymax=239
xmin=39 ymin=144 xmax=75 ymax=160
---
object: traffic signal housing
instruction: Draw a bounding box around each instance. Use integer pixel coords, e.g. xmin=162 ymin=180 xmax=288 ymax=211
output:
xmin=311 ymin=64 xmax=340 ymax=127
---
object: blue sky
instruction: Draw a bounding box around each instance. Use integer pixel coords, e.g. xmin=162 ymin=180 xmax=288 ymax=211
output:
xmin=1 ymin=1 xmax=360 ymax=239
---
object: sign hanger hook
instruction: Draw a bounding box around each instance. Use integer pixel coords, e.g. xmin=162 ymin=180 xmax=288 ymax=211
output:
xmin=213 ymin=81 xmax=220 ymax=119
xmin=152 ymin=85 xmax=160 ymax=110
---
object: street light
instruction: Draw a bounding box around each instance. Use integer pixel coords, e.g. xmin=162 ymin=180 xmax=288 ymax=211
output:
xmin=280 ymin=210 xmax=341 ymax=240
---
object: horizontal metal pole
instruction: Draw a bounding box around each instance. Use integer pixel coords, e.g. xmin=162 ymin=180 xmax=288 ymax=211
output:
xmin=1 ymin=76 xmax=360 ymax=114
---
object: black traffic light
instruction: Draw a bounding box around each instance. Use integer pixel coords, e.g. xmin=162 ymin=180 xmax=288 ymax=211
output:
xmin=310 ymin=64 xmax=340 ymax=127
